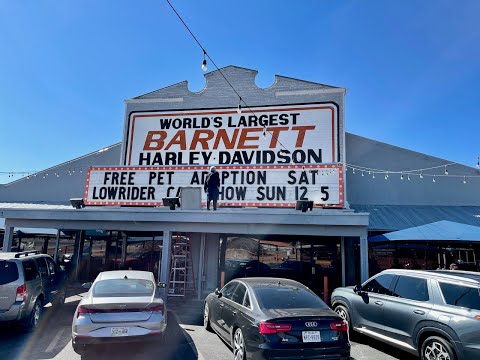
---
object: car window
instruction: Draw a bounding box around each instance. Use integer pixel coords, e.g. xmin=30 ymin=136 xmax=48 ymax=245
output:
xmin=244 ymin=291 xmax=251 ymax=308
xmin=254 ymin=285 xmax=329 ymax=310
xmin=36 ymin=257 xmax=48 ymax=277
xmin=0 ymin=261 xmax=19 ymax=285
xmin=392 ymin=276 xmax=429 ymax=301
xmin=221 ymin=282 xmax=238 ymax=300
xmin=92 ymin=279 xmax=154 ymax=297
xmin=231 ymin=283 xmax=247 ymax=304
xmin=439 ymin=282 xmax=480 ymax=310
xmin=23 ymin=260 xmax=40 ymax=281
xmin=46 ymin=257 xmax=56 ymax=275
xmin=362 ymin=274 xmax=395 ymax=295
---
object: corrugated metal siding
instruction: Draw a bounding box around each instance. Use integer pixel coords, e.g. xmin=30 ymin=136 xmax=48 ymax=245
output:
xmin=351 ymin=205 xmax=480 ymax=231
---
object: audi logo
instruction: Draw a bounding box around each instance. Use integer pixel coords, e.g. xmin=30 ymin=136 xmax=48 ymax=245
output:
xmin=305 ymin=321 xmax=318 ymax=328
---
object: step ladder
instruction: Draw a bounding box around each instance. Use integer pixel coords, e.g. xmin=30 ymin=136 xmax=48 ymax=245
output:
xmin=168 ymin=235 xmax=196 ymax=297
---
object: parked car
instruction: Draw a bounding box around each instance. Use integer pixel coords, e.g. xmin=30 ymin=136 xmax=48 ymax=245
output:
xmin=331 ymin=269 xmax=480 ymax=360
xmin=204 ymin=277 xmax=350 ymax=360
xmin=0 ymin=250 xmax=67 ymax=331
xmin=71 ymin=270 xmax=167 ymax=357
xmin=111 ymin=250 xmax=161 ymax=271
xmin=225 ymin=259 xmax=272 ymax=282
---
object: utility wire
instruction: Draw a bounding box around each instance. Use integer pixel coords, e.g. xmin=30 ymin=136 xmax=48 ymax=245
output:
xmin=164 ymin=0 xmax=290 ymax=152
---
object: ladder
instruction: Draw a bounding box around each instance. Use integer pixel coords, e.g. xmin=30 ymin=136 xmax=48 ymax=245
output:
xmin=168 ymin=235 xmax=196 ymax=297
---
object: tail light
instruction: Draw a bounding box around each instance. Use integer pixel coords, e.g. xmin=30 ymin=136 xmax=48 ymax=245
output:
xmin=259 ymin=322 xmax=292 ymax=334
xmin=330 ymin=320 xmax=349 ymax=332
xmin=76 ymin=306 xmax=95 ymax=318
xmin=16 ymin=284 xmax=27 ymax=302
xmin=475 ymin=315 xmax=480 ymax=320
xmin=148 ymin=304 xmax=164 ymax=315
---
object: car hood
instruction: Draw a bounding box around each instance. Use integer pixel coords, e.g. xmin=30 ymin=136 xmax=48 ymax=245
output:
xmin=262 ymin=307 xmax=337 ymax=319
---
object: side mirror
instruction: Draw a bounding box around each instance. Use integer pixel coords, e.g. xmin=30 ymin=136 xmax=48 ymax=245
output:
xmin=353 ymin=284 xmax=362 ymax=293
xmin=81 ymin=282 xmax=92 ymax=290
xmin=157 ymin=282 xmax=167 ymax=288
xmin=214 ymin=288 xmax=222 ymax=298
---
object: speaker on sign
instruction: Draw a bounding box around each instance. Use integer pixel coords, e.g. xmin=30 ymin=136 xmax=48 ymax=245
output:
xmin=295 ymin=200 xmax=313 ymax=212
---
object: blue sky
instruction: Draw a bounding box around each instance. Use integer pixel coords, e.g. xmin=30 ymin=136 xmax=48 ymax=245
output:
xmin=1 ymin=0 xmax=479 ymax=183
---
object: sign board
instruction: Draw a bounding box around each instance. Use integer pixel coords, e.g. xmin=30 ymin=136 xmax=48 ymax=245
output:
xmin=124 ymin=103 xmax=339 ymax=166
xmin=84 ymin=164 xmax=343 ymax=208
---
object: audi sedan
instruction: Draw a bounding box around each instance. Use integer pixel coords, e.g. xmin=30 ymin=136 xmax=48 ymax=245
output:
xmin=203 ymin=277 xmax=350 ymax=360
xmin=71 ymin=270 xmax=167 ymax=357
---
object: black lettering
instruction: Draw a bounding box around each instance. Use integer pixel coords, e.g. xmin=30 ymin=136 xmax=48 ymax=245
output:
xmin=287 ymin=170 xmax=296 ymax=185
xmin=256 ymin=186 xmax=265 ymax=201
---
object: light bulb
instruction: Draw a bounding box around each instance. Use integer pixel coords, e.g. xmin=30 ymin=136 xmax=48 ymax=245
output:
xmin=362 ymin=171 xmax=364 ymax=177
xmin=433 ymin=177 xmax=436 ymax=183
xmin=237 ymin=104 xmax=242 ymax=114
xmin=372 ymin=173 xmax=375 ymax=178
xmin=408 ymin=175 xmax=411 ymax=181
xmin=263 ymin=128 xmax=266 ymax=139
xmin=201 ymin=59 xmax=207 ymax=72
xmin=401 ymin=174 xmax=404 ymax=180
xmin=444 ymin=167 xmax=448 ymax=175
xmin=353 ymin=168 xmax=355 ymax=174
xmin=463 ymin=177 xmax=467 ymax=184
xmin=420 ymin=173 xmax=423 ymax=179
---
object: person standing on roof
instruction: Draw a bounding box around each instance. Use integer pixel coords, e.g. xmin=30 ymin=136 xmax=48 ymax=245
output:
xmin=204 ymin=166 xmax=221 ymax=211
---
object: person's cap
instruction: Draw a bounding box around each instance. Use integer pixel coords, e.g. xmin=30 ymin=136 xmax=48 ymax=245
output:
xmin=210 ymin=166 xmax=216 ymax=172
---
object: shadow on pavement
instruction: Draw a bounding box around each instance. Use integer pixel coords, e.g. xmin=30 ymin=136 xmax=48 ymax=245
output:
xmin=350 ymin=333 xmax=415 ymax=360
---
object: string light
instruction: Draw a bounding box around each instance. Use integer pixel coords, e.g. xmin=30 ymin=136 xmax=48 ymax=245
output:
xmin=262 ymin=127 xmax=266 ymax=139
xmin=407 ymin=174 xmax=411 ymax=181
xmin=237 ymin=97 xmax=242 ymax=114
xmin=361 ymin=171 xmax=364 ymax=176
xmin=477 ymin=156 xmax=480 ymax=169
xmin=444 ymin=166 xmax=448 ymax=175
xmin=400 ymin=173 xmax=404 ymax=180
xmin=385 ymin=172 xmax=389 ymax=180
xmin=433 ymin=177 xmax=436 ymax=183
xmin=463 ymin=176 xmax=467 ymax=184
xmin=372 ymin=173 xmax=375 ymax=179
xmin=420 ymin=172 xmax=423 ymax=179
xmin=201 ymin=50 xmax=207 ymax=71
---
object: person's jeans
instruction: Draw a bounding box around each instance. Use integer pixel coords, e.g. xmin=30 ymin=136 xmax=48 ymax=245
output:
xmin=207 ymin=188 xmax=219 ymax=210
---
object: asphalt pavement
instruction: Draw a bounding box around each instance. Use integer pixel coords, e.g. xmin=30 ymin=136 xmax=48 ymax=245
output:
xmin=0 ymin=289 xmax=414 ymax=360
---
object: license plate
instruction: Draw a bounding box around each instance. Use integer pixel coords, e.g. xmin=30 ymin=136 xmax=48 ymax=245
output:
xmin=302 ymin=331 xmax=321 ymax=343
xmin=111 ymin=327 xmax=129 ymax=337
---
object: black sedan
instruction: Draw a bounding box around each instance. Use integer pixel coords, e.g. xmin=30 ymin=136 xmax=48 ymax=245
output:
xmin=203 ymin=277 xmax=350 ymax=360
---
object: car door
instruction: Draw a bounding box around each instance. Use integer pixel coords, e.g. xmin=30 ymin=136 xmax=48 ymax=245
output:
xmin=210 ymin=282 xmax=238 ymax=340
xmin=382 ymin=275 xmax=432 ymax=348
xmin=35 ymin=257 xmax=52 ymax=303
xmin=45 ymin=257 xmax=64 ymax=300
xmin=222 ymin=282 xmax=247 ymax=341
xmin=349 ymin=273 xmax=396 ymax=335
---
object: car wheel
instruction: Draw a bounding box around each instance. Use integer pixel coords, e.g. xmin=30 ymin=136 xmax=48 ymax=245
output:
xmin=233 ymin=328 xmax=246 ymax=360
xmin=203 ymin=303 xmax=213 ymax=332
xmin=24 ymin=299 xmax=42 ymax=332
xmin=55 ymin=290 xmax=66 ymax=306
xmin=421 ymin=336 xmax=456 ymax=360
xmin=334 ymin=305 xmax=351 ymax=327
xmin=73 ymin=343 xmax=87 ymax=357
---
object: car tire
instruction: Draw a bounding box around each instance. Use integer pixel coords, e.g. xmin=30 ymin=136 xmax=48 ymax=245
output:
xmin=23 ymin=299 xmax=42 ymax=332
xmin=54 ymin=290 xmax=66 ymax=307
xmin=233 ymin=328 xmax=246 ymax=360
xmin=334 ymin=304 xmax=356 ymax=340
xmin=73 ymin=343 xmax=86 ymax=357
xmin=203 ymin=303 xmax=213 ymax=332
xmin=421 ymin=336 xmax=456 ymax=360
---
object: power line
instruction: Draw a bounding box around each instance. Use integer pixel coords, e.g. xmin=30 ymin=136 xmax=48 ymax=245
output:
xmin=164 ymin=0 xmax=290 ymax=152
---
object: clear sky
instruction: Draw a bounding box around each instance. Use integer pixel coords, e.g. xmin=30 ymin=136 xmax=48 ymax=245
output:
xmin=1 ymin=0 xmax=479 ymax=184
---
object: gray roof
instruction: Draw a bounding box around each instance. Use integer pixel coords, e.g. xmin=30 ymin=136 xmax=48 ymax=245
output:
xmin=350 ymin=205 xmax=480 ymax=231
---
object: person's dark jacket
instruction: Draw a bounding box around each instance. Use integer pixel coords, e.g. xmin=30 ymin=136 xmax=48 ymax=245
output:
xmin=205 ymin=171 xmax=220 ymax=192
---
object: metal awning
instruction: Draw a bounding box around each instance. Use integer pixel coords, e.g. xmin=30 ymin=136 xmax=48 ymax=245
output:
xmin=369 ymin=220 xmax=480 ymax=242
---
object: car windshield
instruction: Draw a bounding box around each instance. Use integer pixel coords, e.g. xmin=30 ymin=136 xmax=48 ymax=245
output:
xmin=254 ymin=285 xmax=328 ymax=310
xmin=92 ymin=279 xmax=154 ymax=297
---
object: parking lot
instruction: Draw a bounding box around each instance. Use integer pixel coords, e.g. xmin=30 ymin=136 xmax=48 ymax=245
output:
xmin=0 ymin=287 xmax=414 ymax=360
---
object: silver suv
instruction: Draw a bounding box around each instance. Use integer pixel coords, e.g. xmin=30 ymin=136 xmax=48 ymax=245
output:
xmin=331 ymin=269 xmax=480 ymax=360
xmin=0 ymin=251 xmax=67 ymax=330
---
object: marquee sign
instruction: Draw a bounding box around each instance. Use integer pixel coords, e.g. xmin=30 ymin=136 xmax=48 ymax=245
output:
xmin=84 ymin=164 xmax=343 ymax=208
xmin=124 ymin=103 xmax=339 ymax=167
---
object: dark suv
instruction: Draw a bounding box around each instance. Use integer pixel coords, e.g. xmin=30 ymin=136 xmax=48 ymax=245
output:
xmin=0 ymin=251 xmax=66 ymax=330
xmin=331 ymin=269 xmax=480 ymax=360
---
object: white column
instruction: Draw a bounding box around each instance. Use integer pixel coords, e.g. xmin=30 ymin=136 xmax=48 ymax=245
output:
xmin=2 ymin=223 xmax=14 ymax=252
xmin=54 ymin=229 xmax=61 ymax=263
xmin=341 ymin=237 xmax=346 ymax=287
xmin=159 ymin=230 xmax=171 ymax=300
xmin=360 ymin=232 xmax=369 ymax=283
